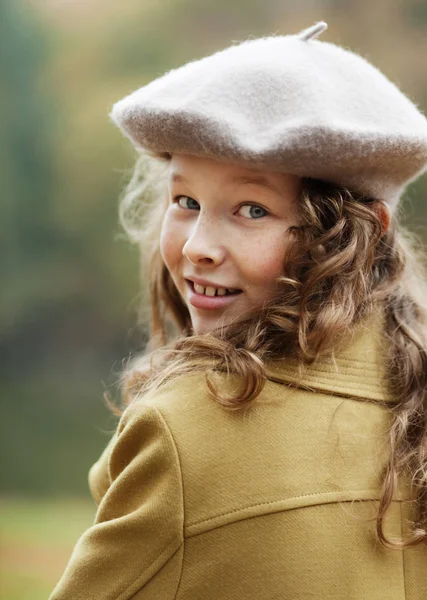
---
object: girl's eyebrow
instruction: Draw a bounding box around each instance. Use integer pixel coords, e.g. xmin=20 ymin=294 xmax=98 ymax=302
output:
xmin=170 ymin=172 xmax=279 ymax=194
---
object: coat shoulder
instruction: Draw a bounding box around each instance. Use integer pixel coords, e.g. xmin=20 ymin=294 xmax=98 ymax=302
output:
xmin=123 ymin=370 xmax=412 ymax=540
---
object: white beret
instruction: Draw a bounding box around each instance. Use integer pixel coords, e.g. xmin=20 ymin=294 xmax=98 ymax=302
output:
xmin=109 ymin=22 xmax=427 ymax=210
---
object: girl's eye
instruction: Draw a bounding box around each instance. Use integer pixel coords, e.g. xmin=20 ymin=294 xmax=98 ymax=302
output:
xmin=238 ymin=204 xmax=269 ymax=219
xmin=176 ymin=195 xmax=200 ymax=210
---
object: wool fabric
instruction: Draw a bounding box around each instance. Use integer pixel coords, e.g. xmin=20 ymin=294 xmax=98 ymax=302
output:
xmin=109 ymin=21 xmax=427 ymax=210
xmin=48 ymin=305 xmax=427 ymax=599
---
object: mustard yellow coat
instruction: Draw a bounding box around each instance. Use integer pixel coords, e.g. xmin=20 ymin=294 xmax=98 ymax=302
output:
xmin=49 ymin=308 xmax=427 ymax=599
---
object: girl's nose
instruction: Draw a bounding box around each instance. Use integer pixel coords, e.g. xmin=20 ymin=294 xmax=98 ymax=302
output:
xmin=182 ymin=219 xmax=226 ymax=266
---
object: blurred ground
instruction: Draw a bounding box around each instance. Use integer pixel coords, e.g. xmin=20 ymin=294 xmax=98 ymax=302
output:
xmin=0 ymin=497 xmax=95 ymax=599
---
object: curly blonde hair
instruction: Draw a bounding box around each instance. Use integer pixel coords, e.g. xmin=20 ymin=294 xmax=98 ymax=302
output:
xmin=112 ymin=149 xmax=427 ymax=550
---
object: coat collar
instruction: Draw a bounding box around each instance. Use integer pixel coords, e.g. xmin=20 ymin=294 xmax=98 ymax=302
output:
xmin=265 ymin=304 xmax=396 ymax=404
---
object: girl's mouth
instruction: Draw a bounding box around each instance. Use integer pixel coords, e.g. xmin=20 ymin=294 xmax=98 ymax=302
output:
xmin=185 ymin=280 xmax=243 ymax=310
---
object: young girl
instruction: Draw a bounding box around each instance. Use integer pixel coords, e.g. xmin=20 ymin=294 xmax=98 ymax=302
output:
xmin=49 ymin=21 xmax=427 ymax=599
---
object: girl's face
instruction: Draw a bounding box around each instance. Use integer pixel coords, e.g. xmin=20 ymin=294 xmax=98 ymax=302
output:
xmin=160 ymin=153 xmax=301 ymax=335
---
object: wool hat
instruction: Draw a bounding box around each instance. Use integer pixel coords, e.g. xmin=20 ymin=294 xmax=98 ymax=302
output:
xmin=109 ymin=22 xmax=427 ymax=210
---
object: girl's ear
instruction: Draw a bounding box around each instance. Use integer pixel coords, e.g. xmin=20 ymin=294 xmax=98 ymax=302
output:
xmin=374 ymin=202 xmax=391 ymax=236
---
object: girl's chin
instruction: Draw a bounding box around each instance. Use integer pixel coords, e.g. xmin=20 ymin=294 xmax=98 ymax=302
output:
xmin=188 ymin=300 xmax=263 ymax=335
xmin=190 ymin=314 xmax=236 ymax=336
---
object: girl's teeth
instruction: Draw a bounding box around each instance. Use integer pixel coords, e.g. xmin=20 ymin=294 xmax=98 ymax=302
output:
xmin=192 ymin=282 xmax=239 ymax=296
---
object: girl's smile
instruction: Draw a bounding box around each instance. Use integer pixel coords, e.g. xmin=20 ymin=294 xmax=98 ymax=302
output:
xmin=160 ymin=153 xmax=301 ymax=335
xmin=185 ymin=277 xmax=243 ymax=310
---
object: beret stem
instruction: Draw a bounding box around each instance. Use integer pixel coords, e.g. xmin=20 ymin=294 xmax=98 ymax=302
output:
xmin=298 ymin=21 xmax=328 ymax=41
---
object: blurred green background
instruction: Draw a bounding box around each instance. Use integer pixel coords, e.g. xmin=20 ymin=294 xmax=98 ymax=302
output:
xmin=1 ymin=0 xmax=426 ymax=597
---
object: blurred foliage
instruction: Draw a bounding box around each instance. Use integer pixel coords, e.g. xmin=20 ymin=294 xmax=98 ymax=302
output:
xmin=1 ymin=0 xmax=426 ymax=498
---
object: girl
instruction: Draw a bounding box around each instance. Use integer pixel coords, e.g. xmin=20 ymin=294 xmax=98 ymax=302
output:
xmin=49 ymin=21 xmax=427 ymax=599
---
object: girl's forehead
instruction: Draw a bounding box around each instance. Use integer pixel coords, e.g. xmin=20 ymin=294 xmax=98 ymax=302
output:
xmin=168 ymin=153 xmax=300 ymax=194
xmin=170 ymin=152 xmax=266 ymax=175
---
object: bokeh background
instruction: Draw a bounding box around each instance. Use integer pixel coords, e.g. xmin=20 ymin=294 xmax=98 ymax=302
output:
xmin=1 ymin=0 xmax=426 ymax=597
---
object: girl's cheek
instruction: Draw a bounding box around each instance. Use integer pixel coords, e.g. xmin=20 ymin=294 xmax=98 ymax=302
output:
xmin=159 ymin=217 xmax=175 ymax=266
xmin=160 ymin=218 xmax=186 ymax=268
xmin=241 ymin=237 xmax=286 ymax=282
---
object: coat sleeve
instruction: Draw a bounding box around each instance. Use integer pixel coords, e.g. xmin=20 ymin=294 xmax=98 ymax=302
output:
xmin=48 ymin=403 xmax=184 ymax=600
xmin=88 ymin=429 xmax=118 ymax=505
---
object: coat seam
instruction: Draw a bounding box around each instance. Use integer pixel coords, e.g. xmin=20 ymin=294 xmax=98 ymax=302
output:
xmin=153 ymin=406 xmax=186 ymax=600
xmin=122 ymin=536 xmax=183 ymax=600
xmin=185 ymin=492 xmax=410 ymax=537
xmin=185 ymin=498 xmax=410 ymax=540
xmin=400 ymin=502 xmax=407 ymax=600
xmin=270 ymin=373 xmax=387 ymax=395
xmin=266 ymin=376 xmax=394 ymax=404
xmin=188 ymin=489 xmax=378 ymax=526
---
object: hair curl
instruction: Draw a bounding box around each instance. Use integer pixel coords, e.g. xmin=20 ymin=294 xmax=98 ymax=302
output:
xmin=111 ymin=149 xmax=427 ymax=550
